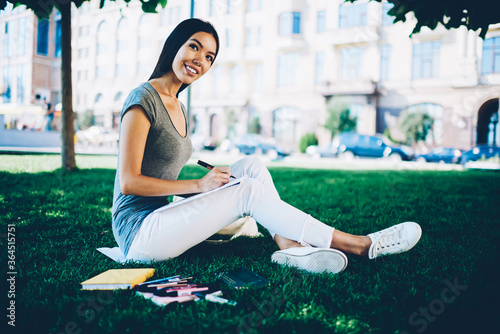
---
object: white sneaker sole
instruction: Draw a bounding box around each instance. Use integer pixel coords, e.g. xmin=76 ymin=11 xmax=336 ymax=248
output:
xmin=271 ymin=248 xmax=348 ymax=274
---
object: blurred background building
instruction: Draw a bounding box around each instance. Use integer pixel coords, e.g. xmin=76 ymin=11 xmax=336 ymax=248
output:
xmin=1 ymin=0 xmax=499 ymax=152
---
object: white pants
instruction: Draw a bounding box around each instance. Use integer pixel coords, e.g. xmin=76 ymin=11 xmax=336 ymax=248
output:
xmin=126 ymin=157 xmax=335 ymax=262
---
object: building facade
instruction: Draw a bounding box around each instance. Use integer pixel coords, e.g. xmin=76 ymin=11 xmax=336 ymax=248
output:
xmin=0 ymin=3 xmax=61 ymax=128
xmin=1 ymin=0 xmax=499 ymax=150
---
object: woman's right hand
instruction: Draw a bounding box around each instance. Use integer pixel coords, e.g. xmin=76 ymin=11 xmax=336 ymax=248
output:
xmin=198 ymin=166 xmax=231 ymax=192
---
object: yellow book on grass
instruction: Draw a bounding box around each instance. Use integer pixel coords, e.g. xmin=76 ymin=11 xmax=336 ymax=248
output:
xmin=81 ymin=268 xmax=155 ymax=290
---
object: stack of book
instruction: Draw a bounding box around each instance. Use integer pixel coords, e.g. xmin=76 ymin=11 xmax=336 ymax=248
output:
xmin=80 ymin=268 xmax=155 ymax=290
xmin=133 ymin=275 xmax=235 ymax=306
xmin=81 ymin=270 xmax=237 ymax=307
xmin=80 ymin=267 xmax=269 ymax=307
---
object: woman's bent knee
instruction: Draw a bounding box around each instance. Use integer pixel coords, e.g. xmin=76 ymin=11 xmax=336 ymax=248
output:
xmin=232 ymin=156 xmax=266 ymax=175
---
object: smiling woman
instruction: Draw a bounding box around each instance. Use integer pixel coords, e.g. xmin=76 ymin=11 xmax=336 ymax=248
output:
xmin=168 ymin=32 xmax=217 ymax=85
xmin=111 ymin=18 xmax=422 ymax=274
xmin=148 ymin=19 xmax=220 ymax=97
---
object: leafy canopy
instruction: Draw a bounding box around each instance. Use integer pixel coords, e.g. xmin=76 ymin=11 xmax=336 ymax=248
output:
xmin=346 ymin=0 xmax=499 ymax=39
xmin=0 ymin=0 xmax=167 ymax=17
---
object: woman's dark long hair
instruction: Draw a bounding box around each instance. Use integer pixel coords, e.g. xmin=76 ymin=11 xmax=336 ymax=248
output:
xmin=149 ymin=18 xmax=220 ymax=97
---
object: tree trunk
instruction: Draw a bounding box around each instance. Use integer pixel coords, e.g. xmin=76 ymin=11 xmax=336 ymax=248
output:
xmin=59 ymin=2 xmax=76 ymax=170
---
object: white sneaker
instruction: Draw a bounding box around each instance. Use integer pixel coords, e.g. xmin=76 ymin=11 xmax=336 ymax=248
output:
xmin=367 ymin=222 xmax=422 ymax=259
xmin=271 ymin=247 xmax=348 ymax=274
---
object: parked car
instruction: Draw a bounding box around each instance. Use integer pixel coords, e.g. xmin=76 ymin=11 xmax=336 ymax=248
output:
xmin=333 ymin=132 xmax=413 ymax=161
xmin=415 ymin=147 xmax=464 ymax=164
xmin=190 ymin=134 xmax=218 ymax=152
xmin=305 ymin=142 xmax=337 ymax=158
xmin=219 ymin=134 xmax=290 ymax=159
xmin=453 ymin=145 xmax=500 ymax=164
xmin=75 ymin=126 xmax=119 ymax=147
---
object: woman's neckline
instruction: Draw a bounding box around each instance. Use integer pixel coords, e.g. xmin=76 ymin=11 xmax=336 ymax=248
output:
xmin=145 ymin=82 xmax=188 ymax=139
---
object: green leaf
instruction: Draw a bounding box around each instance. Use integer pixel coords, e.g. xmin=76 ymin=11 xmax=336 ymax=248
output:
xmin=140 ymin=0 xmax=159 ymax=13
xmin=158 ymin=0 xmax=168 ymax=9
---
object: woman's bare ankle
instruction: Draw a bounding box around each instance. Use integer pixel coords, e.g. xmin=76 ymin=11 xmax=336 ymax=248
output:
xmin=330 ymin=231 xmax=372 ymax=256
xmin=358 ymin=236 xmax=372 ymax=257
xmin=274 ymin=235 xmax=304 ymax=250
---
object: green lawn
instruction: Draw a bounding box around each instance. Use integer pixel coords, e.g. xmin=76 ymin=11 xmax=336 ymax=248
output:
xmin=1 ymin=154 xmax=499 ymax=334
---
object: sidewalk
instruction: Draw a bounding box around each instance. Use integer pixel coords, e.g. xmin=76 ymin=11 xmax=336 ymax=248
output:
xmin=192 ymin=151 xmax=466 ymax=171
xmin=0 ymin=144 xmax=118 ymax=155
xmin=0 ymin=146 xmax=471 ymax=171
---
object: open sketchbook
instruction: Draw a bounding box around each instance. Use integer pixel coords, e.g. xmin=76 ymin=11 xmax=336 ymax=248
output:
xmin=153 ymin=175 xmax=248 ymax=213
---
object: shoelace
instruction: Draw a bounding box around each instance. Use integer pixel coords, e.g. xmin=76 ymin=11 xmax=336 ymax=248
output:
xmin=370 ymin=225 xmax=404 ymax=258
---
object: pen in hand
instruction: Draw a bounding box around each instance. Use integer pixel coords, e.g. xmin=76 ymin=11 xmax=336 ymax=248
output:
xmin=197 ymin=160 xmax=236 ymax=179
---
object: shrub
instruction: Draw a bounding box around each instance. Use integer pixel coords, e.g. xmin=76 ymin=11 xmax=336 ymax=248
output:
xmin=299 ymin=132 xmax=318 ymax=153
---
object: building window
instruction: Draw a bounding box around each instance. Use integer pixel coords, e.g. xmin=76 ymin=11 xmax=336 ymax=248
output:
xmin=2 ymin=66 xmax=12 ymax=103
xmin=17 ymin=18 xmax=28 ymax=56
xmin=277 ymin=52 xmax=300 ymax=87
xmin=380 ymin=45 xmax=391 ymax=81
xmin=165 ymin=7 xmax=181 ymax=25
xmin=225 ymin=28 xmax=231 ymax=47
xmin=138 ymin=37 xmax=149 ymax=49
xmin=79 ymin=26 xmax=88 ymax=37
xmin=273 ymin=107 xmax=300 ymax=146
xmin=168 ymin=7 xmax=174 ymax=24
xmin=317 ymin=10 xmax=326 ymax=33
xmin=209 ymin=0 xmax=214 ymax=16
xmin=78 ymin=48 xmax=87 ymax=58
xmin=213 ymin=66 xmax=222 ymax=98
xmin=230 ymin=66 xmax=239 ymax=92
xmin=96 ymin=21 xmax=108 ymax=55
xmin=116 ymin=17 xmax=128 ymax=53
xmin=382 ymin=2 xmax=394 ymax=26
xmin=160 ymin=7 xmax=168 ymax=26
xmin=254 ymin=63 xmax=263 ymax=92
xmin=138 ymin=14 xmax=154 ymax=49
xmin=227 ymin=0 xmax=233 ymax=14
xmin=246 ymin=0 xmax=254 ymax=12
xmin=55 ymin=18 xmax=62 ymax=57
xmin=412 ymin=41 xmax=441 ymax=79
xmin=405 ymin=103 xmax=443 ymax=145
xmin=245 ymin=27 xmax=262 ymax=46
xmin=341 ymin=47 xmax=364 ymax=79
xmin=136 ymin=61 xmax=149 ymax=76
xmin=116 ymin=40 xmax=128 ymax=53
xmin=95 ymin=66 xmax=106 ymax=79
xmin=339 ymin=3 xmax=367 ymax=28
xmin=37 ymin=19 xmax=49 ymax=55
xmin=247 ymin=0 xmax=262 ymax=12
xmin=192 ymin=0 xmax=199 ymax=17
xmin=16 ymin=64 xmax=25 ymax=103
xmin=482 ymin=36 xmax=500 ymax=74
xmin=96 ymin=43 xmax=108 ymax=55
xmin=177 ymin=6 xmax=182 ymax=22
xmin=4 ymin=22 xmax=12 ymax=57
xmin=246 ymin=27 xmax=252 ymax=46
xmin=315 ymin=52 xmax=325 ymax=84
xmin=279 ymin=12 xmax=301 ymax=35
xmin=77 ymin=70 xmax=88 ymax=81
xmin=115 ymin=63 xmax=128 ymax=77
xmin=256 ymin=27 xmax=262 ymax=45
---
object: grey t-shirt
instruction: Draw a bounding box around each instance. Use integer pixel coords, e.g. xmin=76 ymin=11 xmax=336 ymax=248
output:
xmin=112 ymin=82 xmax=193 ymax=256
